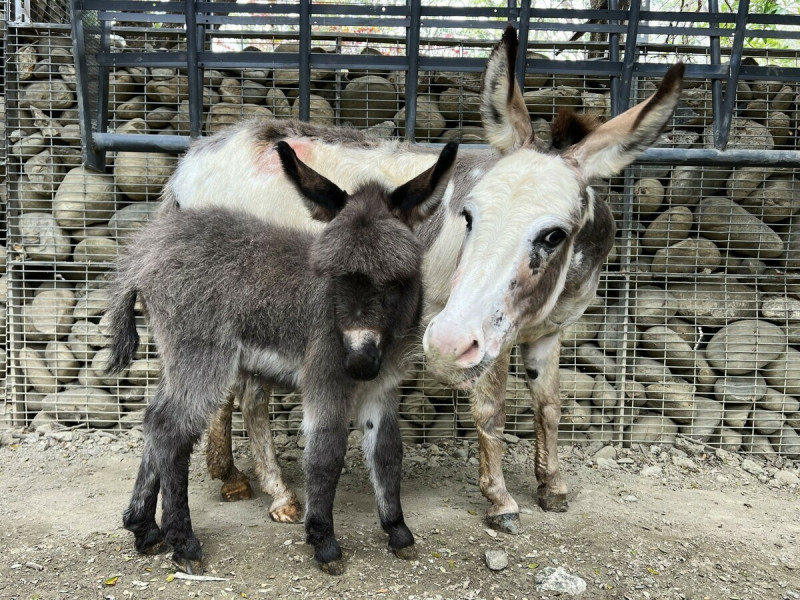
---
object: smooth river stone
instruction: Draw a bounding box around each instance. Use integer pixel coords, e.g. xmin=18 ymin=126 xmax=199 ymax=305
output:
xmin=695 ymin=196 xmax=784 ymax=259
xmin=762 ymin=347 xmax=800 ymax=396
xmin=705 ymin=319 xmax=786 ymax=374
xmin=665 ymin=278 xmax=759 ymax=327
xmin=645 ymin=381 xmax=696 ymax=424
xmin=714 ymin=374 xmax=767 ymax=404
xmin=641 ymin=206 xmax=694 ymax=252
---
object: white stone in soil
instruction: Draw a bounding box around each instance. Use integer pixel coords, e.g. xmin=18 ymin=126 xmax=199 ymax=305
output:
xmin=484 ymin=549 xmax=508 ymax=571
xmin=535 ymin=566 xmax=587 ymax=595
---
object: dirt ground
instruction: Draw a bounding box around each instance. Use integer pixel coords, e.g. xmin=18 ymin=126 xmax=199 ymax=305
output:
xmin=0 ymin=427 xmax=798 ymax=600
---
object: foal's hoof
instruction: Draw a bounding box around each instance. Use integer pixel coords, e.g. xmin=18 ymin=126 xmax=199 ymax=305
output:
xmin=319 ymin=559 xmax=346 ymax=576
xmin=173 ymin=556 xmax=204 ymax=575
xmin=269 ymin=499 xmax=303 ymax=524
xmin=486 ymin=513 xmax=522 ymax=535
xmin=141 ymin=539 xmax=171 ymax=556
xmin=537 ymin=488 xmax=568 ymax=513
xmin=392 ymin=544 xmax=418 ymax=561
xmin=133 ymin=525 xmax=169 ymax=555
xmin=220 ymin=478 xmax=254 ymax=502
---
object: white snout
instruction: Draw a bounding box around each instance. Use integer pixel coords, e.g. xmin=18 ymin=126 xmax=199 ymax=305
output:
xmin=343 ymin=329 xmax=381 ymax=351
xmin=423 ymin=315 xmax=486 ymax=369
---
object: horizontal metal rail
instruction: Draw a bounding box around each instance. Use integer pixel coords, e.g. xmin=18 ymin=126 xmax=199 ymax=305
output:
xmin=91 ymin=133 xmax=800 ymax=168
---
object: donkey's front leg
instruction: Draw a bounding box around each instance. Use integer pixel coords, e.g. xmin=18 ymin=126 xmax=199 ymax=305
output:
xmin=303 ymin=401 xmax=349 ymax=575
xmin=521 ymin=334 xmax=568 ymax=512
xmin=206 ymin=390 xmax=254 ymax=502
xmin=359 ymin=393 xmax=416 ymax=559
xmin=472 ymin=348 xmax=521 ymax=534
xmin=240 ymin=377 xmax=302 ymax=523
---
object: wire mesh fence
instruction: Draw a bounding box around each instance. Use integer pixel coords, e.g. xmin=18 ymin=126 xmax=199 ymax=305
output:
xmin=3 ymin=1 xmax=800 ymax=459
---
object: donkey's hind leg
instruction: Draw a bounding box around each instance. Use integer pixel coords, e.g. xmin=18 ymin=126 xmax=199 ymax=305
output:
xmin=123 ymin=435 xmax=168 ymax=556
xmin=240 ymin=377 xmax=302 ymax=523
xmin=206 ymin=389 xmax=254 ymax=502
xmin=359 ymin=391 xmax=416 ymax=559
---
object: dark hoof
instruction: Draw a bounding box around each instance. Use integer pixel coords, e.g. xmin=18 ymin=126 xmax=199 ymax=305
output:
xmin=392 ymin=544 xmax=418 ymax=561
xmin=132 ymin=525 xmax=168 ymax=555
xmin=537 ymin=489 xmax=568 ymax=513
xmin=173 ymin=556 xmax=204 ymax=575
xmin=486 ymin=513 xmax=522 ymax=535
xmin=319 ymin=559 xmax=346 ymax=576
xmin=221 ymin=478 xmax=254 ymax=502
xmin=142 ymin=539 xmax=171 ymax=556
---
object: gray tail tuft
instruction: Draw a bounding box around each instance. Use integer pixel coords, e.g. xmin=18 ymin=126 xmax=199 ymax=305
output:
xmin=105 ymin=288 xmax=140 ymax=375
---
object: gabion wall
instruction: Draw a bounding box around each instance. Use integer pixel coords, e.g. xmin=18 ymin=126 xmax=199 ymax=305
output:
xmin=2 ymin=5 xmax=800 ymax=459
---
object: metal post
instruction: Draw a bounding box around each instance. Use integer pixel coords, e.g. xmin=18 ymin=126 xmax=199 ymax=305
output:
xmin=708 ymin=0 xmax=723 ymax=148
xmin=405 ymin=0 xmax=421 ymax=142
xmin=717 ymin=0 xmax=749 ymax=150
xmin=70 ymin=0 xmax=106 ymax=170
xmin=516 ymin=0 xmax=531 ymax=91
xmin=608 ymin=0 xmax=621 ymax=116
xmin=185 ymin=0 xmax=203 ymax=139
xmin=298 ymin=0 xmax=311 ymax=121
xmin=618 ymin=0 xmax=642 ymax=111
xmin=96 ymin=18 xmax=110 ymax=141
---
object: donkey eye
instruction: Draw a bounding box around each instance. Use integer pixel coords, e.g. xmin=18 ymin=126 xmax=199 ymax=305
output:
xmin=461 ymin=209 xmax=473 ymax=232
xmin=537 ymin=228 xmax=567 ymax=249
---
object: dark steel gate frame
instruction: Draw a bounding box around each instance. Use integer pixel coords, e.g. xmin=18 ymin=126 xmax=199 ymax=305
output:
xmin=68 ymin=0 xmax=800 ymax=169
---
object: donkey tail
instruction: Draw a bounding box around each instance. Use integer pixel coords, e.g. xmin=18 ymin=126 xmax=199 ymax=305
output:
xmin=105 ymin=286 xmax=140 ymax=375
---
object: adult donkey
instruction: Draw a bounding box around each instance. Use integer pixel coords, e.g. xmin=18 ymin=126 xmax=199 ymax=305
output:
xmin=164 ymin=26 xmax=684 ymax=533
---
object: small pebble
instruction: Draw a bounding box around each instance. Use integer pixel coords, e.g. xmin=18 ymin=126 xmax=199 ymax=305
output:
xmin=484 ymin=549 xmax=508 ymax=571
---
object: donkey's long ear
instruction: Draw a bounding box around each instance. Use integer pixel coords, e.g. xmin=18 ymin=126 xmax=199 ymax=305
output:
xmin=388 ymin=142 xmax=459 ymax=228
xmin=564 ymin=62 xmax=685 ymax=181
xmin=480 ymin=25 xmax=533 ymax=154
xmin=275 ymin=141 xmax=348 ymax=222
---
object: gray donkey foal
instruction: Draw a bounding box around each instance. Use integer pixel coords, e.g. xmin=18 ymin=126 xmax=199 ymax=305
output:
xmin=105 ymin=141 xmax=459 ymax=575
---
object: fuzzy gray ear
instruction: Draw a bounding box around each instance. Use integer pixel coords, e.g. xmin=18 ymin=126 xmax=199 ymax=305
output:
xmin=388 ymin=142 xmax=459 ymax=228
xmin=479 ymin=25 xmax=533 ymax=154
xmin=564 ymin=62 xmax=685 ymax=181
xmin=274 ymin=141 xmax=348 ymax=222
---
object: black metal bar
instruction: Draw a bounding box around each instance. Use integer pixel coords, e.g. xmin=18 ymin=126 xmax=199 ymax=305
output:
xmin=516 ymin=0 xmax=530 ymax=91
xmin=609 ymin=0 xmax=621 ymax=117
xmin=93 ymin=133 xmax=192 ymax=153
xmin=298 ymin=0 xmax=311 ymax=121
xmin=70 ymin=0 xmax=105 ymax=170
xmin=96 ymin=18 xmax=111 ymax=137
xmin=405 ymin=0 xmax=421 ymax=142
xmin=717 ymin=0 xmax=749 ymax=150
xmin=185 ymin=0 xmax=202 ymax=138
xmin=708 ymin=0 xmax=723 ymax=149
xmin=618 ymin=0 xmax=642 ymax=112
xmin=639 ymin=147 xmax=800 ymax=167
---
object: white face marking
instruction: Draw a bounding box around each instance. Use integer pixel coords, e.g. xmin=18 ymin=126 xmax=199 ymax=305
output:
xmin=425 ymin=150 xmax=582 ymax=366
xmin=343 ymin=329 xmax=381 ymax=351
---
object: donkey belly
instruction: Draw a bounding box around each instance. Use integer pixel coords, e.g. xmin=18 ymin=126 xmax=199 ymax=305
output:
xmin=239 ymin=346 xmax=303 ymax=390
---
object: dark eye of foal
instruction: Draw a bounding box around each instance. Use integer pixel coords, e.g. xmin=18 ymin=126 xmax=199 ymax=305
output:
xmin=461 ymin=209 xmax=473 ymax=232
xmin=537 ymin=228 xmax=567 ymax=249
